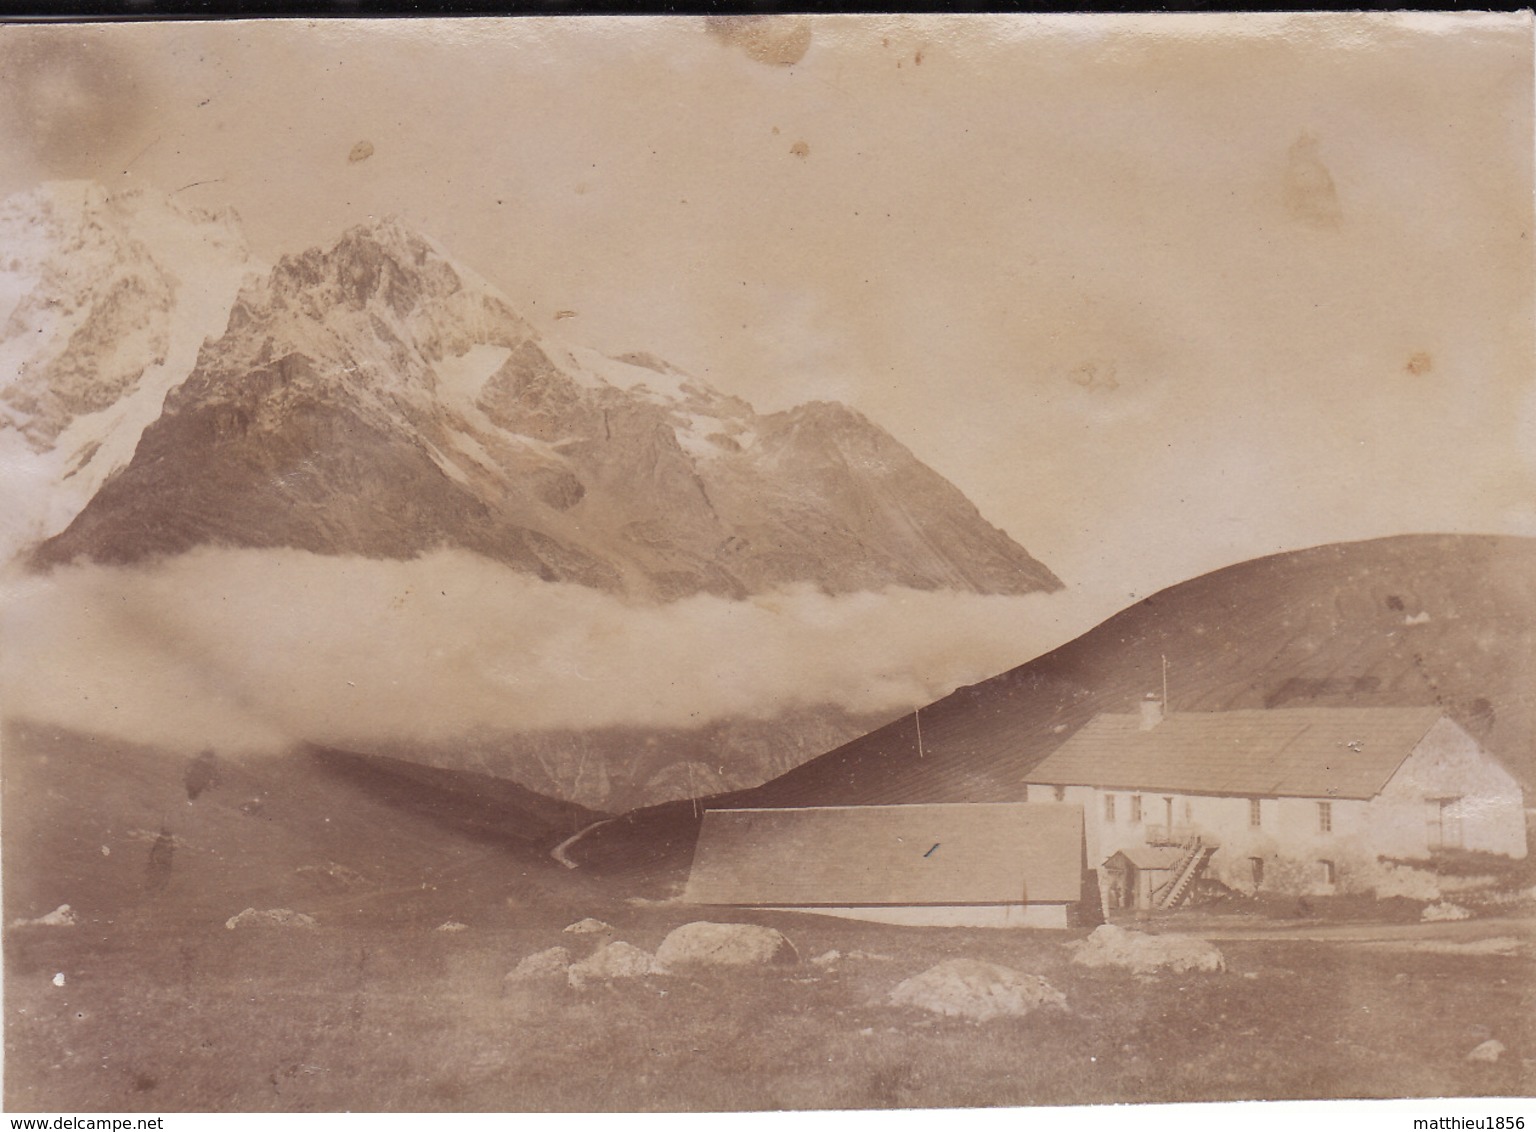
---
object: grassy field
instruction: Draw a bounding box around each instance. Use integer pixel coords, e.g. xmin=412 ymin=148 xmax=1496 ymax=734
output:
xmin=5 ymin=724 xmax=1532 ymax=1112
xmin=5 ymin=902 xmax=1532 ymax=1112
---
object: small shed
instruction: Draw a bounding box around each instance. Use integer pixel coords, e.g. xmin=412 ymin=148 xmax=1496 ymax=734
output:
xmin=1102 ymin=846 xmax=1185 ymax=910
xmin=684 ymin=802 xmax=1097 ymax=928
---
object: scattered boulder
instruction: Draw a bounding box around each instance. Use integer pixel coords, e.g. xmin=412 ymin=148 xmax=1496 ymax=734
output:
xmin=888 ymin=959 xmax=1066 ymax=1022
xmin=567 ymin=941 xmax=656 ymax=989
xmin=506 ymin=947 xmax=572 ymax=984
xmin=811 ymin=949 xmax=842 ymax=969
xmin=224 ymin=908 xmax=317 ymax=931
xmin=563 ymin=918 xmax=614 ymax=936
xmin=11 ymin=904 xmax=77 ymax=928
xmin=1422 ymin=901 xmax=1472 ymax=922
xmin=1068 ymin=924 xmax=1225 ymax=975
xmin=1466 ymin=1039 xmax=1505 ymax=1063
xmin=435 ymin=921 xmax=470 ymax=933
xmin=654 ymin=922 xmax=798 ymax=971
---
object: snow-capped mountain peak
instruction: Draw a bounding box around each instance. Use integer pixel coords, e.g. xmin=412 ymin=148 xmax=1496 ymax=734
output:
xmin=18 ymin=193 xmax=1059 ymax=601
xmin=0 ymin=181 xmax=261 ymax=562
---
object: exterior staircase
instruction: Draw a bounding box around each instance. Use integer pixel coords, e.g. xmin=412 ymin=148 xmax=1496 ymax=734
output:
xmin=1153 ymin=837 xmax=1217 ymax=909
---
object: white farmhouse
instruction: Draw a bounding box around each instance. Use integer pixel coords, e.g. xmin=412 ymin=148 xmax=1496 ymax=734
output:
xmin=1024 ymin=701 xmax=1527 ymax=904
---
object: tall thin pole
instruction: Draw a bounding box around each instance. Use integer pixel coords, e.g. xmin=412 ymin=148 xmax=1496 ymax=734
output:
xmin=915 ymin=707 xmax=925 ymax=759
xmin=1162 ymin=654 xmax=1170 ymax=715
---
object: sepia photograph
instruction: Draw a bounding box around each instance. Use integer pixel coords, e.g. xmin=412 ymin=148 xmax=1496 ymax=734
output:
xmin=0 ymin=11 xmax=1532 ymax=1115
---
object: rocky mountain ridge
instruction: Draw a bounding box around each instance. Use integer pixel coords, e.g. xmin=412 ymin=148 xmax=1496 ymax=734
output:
xmin=29 ymin=202 xmax=1060 ymax=601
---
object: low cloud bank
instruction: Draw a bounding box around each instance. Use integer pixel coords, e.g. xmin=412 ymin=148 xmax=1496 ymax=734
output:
xmin=2 ymin=547 xmax=1112 ymax=755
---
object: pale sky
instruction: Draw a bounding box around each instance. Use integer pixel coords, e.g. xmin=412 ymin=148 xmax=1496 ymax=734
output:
xmin=2 ymin=13 xmax=1531 ymax=608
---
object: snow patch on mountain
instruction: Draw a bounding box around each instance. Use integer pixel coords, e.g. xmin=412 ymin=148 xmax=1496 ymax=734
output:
xmin=435 ymin=343 xmax=513 ymax=408
xmin=0 ymin=182 xmax=261 ymax=562
xmin=561 ymin=344 xmax=695 ymax=403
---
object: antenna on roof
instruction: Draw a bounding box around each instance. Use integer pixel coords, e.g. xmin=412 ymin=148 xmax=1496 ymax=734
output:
xmin=915 ymin=706 xmax=925 ymax=760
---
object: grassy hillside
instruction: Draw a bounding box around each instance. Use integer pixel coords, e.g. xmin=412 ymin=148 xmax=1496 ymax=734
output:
xmin=1 ymin=721 xmax=608 ymax=933
xmin=576 ymin=534 xmax=1536 ymax=883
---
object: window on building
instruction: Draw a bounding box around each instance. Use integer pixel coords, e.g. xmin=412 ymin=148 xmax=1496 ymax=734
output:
xmin=1130 ymin=795 xmax=1142 ymax=823
xmin=1427 ymin=796 xmax=1464 ymax=850
xmin=1104 ymin=794 xmax=1116 ymax=822
xmin=1318 ymin=801 xmax=1333 ymax=833
xmin=1249 ymin=857 xmax=1264 ymax=887
xmin=1182 ymin=799 xmax=1193 ymax=822
xmin=1249 ymin=798 xmax=1262 ymax=828
xmin=1319 ymin=859 xmax=1336 ymax=886
xmin=1053 ymin=785 xmax=1067 ymax=803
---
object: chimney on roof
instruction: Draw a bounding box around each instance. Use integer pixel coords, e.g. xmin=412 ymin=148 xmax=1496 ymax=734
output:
xmin=1139 ymin=693 xmax=1164 ymax=731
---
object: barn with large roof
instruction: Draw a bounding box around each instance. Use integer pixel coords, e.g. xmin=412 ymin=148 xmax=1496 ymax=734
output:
xmin=684 ymin=801 xmax=1099 ymax=928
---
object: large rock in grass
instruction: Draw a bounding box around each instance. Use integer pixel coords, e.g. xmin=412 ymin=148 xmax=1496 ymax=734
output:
xmin=654 ymin=922 xmax=799 ymax=971
xmin=1068 ymin=924 xmax=1224 ymax=975
xmin=888 ymin=959 xmax=1066 ymax=1022
xmin=224 ymin=907 xmax=317 ymax=930
xmin=567 ymin=941 xmax=656 ymax=989
xmin=1422 ymin=902 xmax=1472 ymax=922
xmin=11 ymin=904 xmax=77 ymax=928
xmin=505 ymin=946 xmax=571 ymax=984
xmin=1466 ymin=1039 xmax=1505 ymax=1063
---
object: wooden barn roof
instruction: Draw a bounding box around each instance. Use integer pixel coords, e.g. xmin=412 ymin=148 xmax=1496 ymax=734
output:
xmin=684 ymin=802 xmax=1084 ymax=907
xmin=1026 ymin=707 xmax=1446 ymax=800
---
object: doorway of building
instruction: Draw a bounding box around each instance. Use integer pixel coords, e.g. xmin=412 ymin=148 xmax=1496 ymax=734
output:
xmin=1427 ymin=796 xmax=1463 ymax=850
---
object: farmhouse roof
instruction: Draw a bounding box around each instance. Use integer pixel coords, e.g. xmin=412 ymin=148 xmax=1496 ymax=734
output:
xmin=685 ymin=802 xmax=1084 ymax=907
xmin=1026 ymin=706 xmax=1447 ymax=800
xmin=1106 ymin=846 xmax=1184 ymax=871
